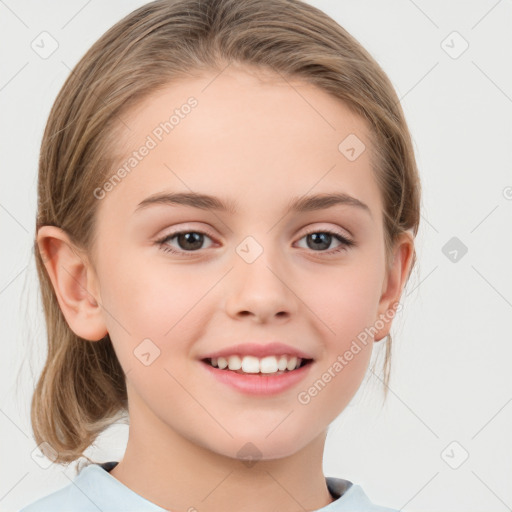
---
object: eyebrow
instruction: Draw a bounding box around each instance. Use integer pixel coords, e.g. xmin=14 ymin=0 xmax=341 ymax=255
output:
xmin=134 ymin=191 xmax=372 ymax=218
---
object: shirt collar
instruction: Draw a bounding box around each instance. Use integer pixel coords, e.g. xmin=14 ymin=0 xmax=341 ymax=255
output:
xmin=76 ymin=461 xmax=367 ymax=512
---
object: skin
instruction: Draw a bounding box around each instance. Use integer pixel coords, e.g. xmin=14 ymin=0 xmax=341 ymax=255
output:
xmin=38 ymin=64 xmax=414 ymax=511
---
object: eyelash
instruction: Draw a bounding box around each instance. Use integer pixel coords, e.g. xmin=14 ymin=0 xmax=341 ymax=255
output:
xmin=156 ymin=227 xmax=355 ymax=257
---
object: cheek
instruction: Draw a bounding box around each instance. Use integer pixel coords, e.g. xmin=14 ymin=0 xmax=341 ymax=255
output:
xmin=300 ymin=259 xmax=384 ymax=345
xmin=101 ymin=253 xmax=203 ymax=329
xmin=295 ymin=269 xmax=377 ymax=422
xmin=99 ymin=257 xmax=215 ymax=368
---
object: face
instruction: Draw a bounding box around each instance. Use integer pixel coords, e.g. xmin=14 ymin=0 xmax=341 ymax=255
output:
xmin=85 ymin=65 xmax=402 ymax=460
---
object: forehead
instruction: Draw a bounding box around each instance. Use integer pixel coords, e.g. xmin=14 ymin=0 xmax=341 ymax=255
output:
xmin=98 ymin=66 xmax=382 ymax=222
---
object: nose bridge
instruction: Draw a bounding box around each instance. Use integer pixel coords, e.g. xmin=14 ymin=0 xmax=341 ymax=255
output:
xmin=225 ymin=234 xmax=296 ymax=321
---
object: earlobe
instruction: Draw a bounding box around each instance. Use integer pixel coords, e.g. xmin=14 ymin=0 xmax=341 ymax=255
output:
xmin=36 ymin=225 xmax=108 ymax=342
xmin=374 ymin=232 xmax=415 ymax=342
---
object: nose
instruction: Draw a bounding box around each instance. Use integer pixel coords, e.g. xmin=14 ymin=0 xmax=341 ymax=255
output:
xmin=224 ymin=246 xmax=297 ymax=324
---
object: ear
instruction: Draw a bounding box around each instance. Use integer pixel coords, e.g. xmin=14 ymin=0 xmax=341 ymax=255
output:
xmin=36 ymin=225 xmax=108 ymax=342
xmin=374 ymin=231 xmax=415 ymax=342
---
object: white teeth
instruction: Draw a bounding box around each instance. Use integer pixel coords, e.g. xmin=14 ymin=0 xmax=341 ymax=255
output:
xmin=207 ymin=354 xmax=307 ymax=374
xmin=228 ymin=355 xmax=242 ymax=370
xmin=241 ymin=356 xmax=260 ymax=373
xmin=277 ymin=356 xmax=288 ymax=371
xmin=286 ymin=356 xmax=298 ymax=371
xmin=260 ymin=356 xmax=278 ymax=374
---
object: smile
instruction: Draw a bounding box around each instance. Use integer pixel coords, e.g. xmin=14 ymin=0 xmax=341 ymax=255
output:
xmin=200 ymin=356 xmax=314 ymax=395
xmin=204 ymin=354 xmax=312 ymax=374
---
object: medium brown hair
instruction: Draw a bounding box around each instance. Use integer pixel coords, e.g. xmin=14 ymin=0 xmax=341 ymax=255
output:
xmin=32 ymin=0 xmax=421 ymax=465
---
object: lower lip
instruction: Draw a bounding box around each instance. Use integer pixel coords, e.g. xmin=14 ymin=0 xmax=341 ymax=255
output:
xmin=200 ymin=360 xmax=313 ymax=396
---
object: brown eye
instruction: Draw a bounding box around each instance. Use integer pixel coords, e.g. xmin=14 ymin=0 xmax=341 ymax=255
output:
xmin=157 ymin=230 xmax=215 ymax=254
xmin=174 ymin=232 xmax=205 ymax=251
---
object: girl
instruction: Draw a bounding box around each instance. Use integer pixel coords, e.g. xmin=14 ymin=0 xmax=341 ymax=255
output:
xmin=21 ymin=0 xmax=420 ymax=510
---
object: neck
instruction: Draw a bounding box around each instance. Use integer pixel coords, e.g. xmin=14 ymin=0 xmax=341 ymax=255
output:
xmin=109 ymin=391 xmax=334 ymax=511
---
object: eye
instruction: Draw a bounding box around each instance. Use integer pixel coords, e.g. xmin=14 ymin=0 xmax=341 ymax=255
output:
xmin=155 ymin=227 xmax=355 ymax=257
xmin=156 ymin=230 xmax=215 ymax=255
xmin=295 ymin=229 xmax=355 ymax=254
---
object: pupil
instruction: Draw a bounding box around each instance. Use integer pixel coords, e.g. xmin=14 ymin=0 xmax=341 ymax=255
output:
xmin=178 ymin=232 xmax=203 ymax=250
xmin=308 ymin=233 xmax=331 ymax=250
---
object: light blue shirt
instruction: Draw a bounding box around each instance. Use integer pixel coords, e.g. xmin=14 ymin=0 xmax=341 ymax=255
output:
xmin=18 ymin=461 xmax=400 ymax=511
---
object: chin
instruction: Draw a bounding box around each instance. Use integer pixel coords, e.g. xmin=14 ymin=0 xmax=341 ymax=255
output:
xmin=226 ymin=431 xmax=312 ymax=462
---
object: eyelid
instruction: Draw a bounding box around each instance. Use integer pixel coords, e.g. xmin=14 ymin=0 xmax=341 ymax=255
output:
xmin=298 ymin=223 xmax=353 ymax=241
xmin=155 ymin=223 xmax=217 ymax=241
xmin=156 ymin=222 xmax=351 ymax=242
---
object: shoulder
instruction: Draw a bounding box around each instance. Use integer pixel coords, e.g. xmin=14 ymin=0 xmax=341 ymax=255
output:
xmin=17 ymin=462 xmax=165 ymax=512
xmin=18 ymin=467 xmax=91 ymax=512
xmin=324 ymin=477 xmax=400 ymax=512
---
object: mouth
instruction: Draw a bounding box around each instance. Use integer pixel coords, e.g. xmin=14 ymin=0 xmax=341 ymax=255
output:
xmin=201 ymin=355 xmax=314 ymax=376
xmin=200 ymin=354 xmax=315 ymax=395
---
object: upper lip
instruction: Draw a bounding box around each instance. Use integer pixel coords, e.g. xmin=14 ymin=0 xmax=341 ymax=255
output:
xmin=200 ymin=342 xmax=314 ymax=360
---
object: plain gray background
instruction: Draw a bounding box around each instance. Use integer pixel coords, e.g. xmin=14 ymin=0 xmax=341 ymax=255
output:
xmin=1 ymin=1 xmax=511 ymax=511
